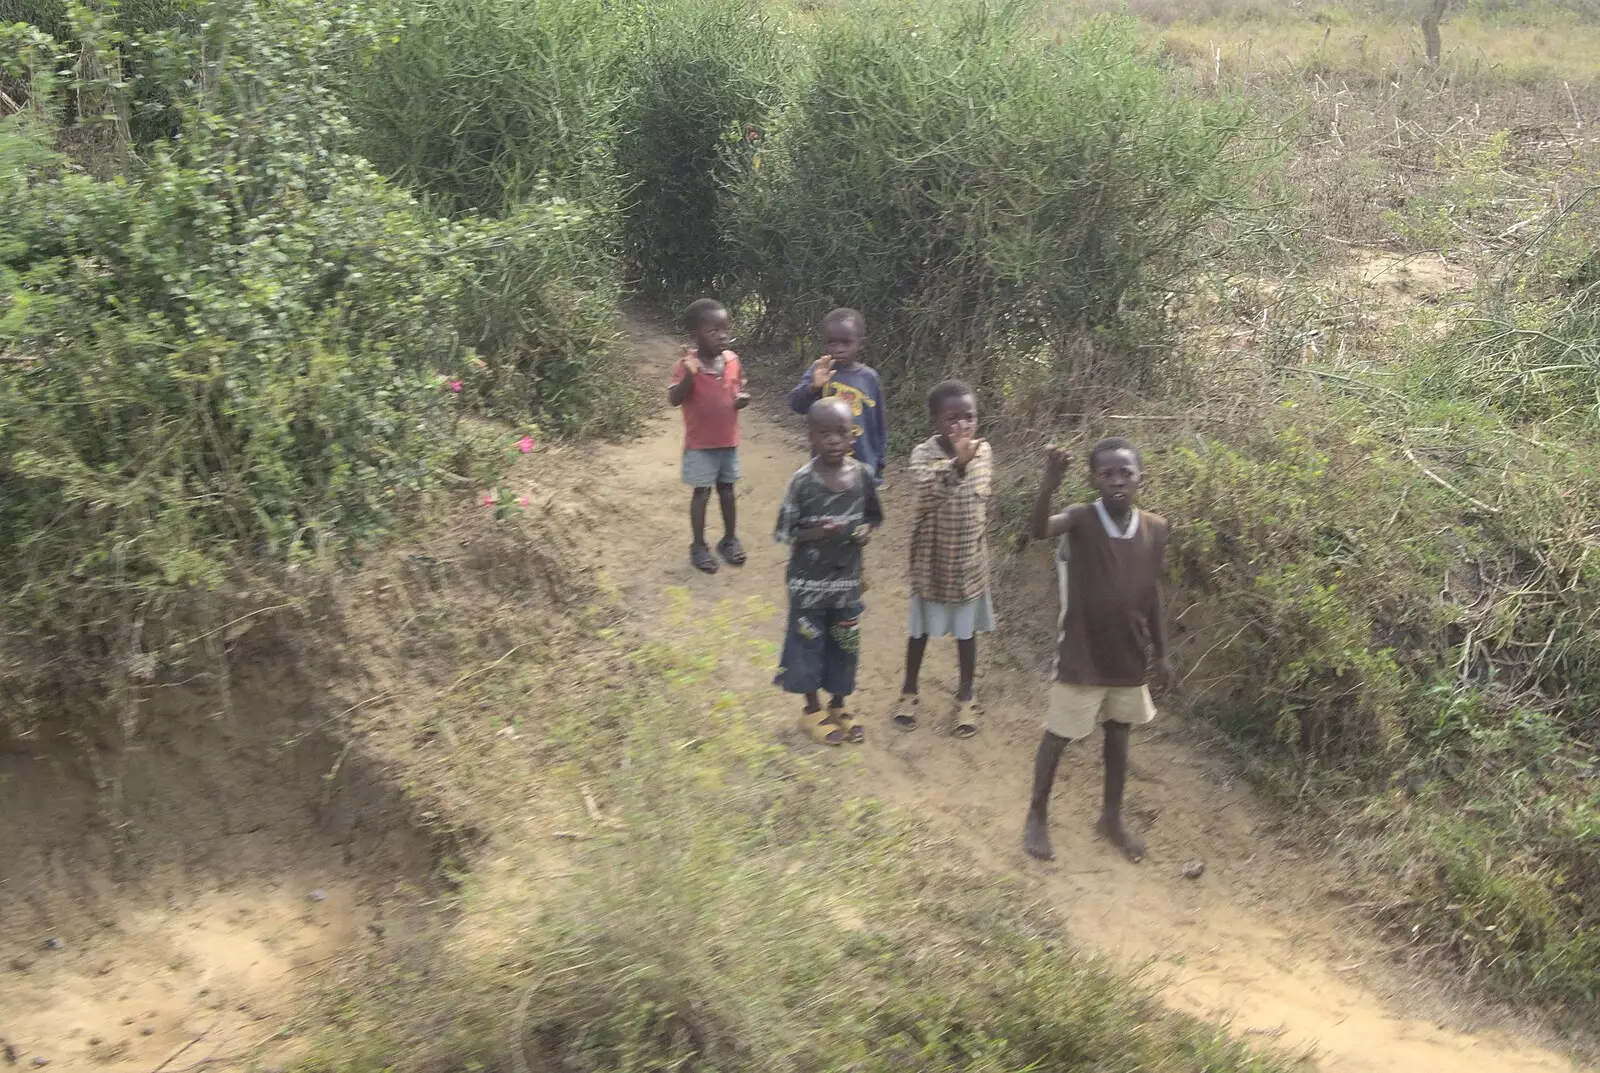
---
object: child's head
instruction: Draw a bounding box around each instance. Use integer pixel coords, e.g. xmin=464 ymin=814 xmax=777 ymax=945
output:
xmin=808 ymin=398 xmax=855 ymax=465
xmin=821 ymin=308 xmax=866 ymax=368
xmin=685 ymin=298 xmax=732 ymax=355
xmin=1087 ymin=437 xmax=1144 ymax=509
xmin=927 ymin=380 xmax=977 ymax=443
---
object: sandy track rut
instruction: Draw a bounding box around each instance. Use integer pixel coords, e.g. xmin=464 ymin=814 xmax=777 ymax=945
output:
xmin=560 ymin=322 xmax=1584 ymax=1073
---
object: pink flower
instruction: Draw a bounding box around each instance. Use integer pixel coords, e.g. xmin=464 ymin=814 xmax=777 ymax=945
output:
xmin=519 ymin=495 xmax=531 ymax=507
xmin=517 ymin=435 xmax=535 ymax=454
xmin=481 ymin=493 xmax=495 ymax=507
xmin=448 ymin=379 xmax=463 ymax=394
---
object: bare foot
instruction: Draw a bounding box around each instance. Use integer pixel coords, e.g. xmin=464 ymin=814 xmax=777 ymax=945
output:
xmin=1023 ymin=808 xmax=1055 ymax=860
xmin=1095 ymin=813 xmax=1146 ymax=863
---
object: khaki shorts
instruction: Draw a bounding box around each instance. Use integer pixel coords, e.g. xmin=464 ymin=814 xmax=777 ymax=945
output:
xmin=1045 ymin=682 xmax=1157 ymax=741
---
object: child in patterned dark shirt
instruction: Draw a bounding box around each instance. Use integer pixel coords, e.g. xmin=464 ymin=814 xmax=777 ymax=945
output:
xmin=773 ymin=398 xmax=884 ymax=747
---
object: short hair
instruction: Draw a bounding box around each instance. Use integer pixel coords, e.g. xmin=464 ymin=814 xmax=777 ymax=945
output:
xmin=927 ymin=379 xmax=975 ymax=416
xmin=808 ymin=396 xmax=853 ymax=424
xmin=821 ymin=307 xmax=866 ymax=336
xmin=1088 ymin=436 xmax=1142 ymax=469
xmin=684 ymin=297 xmax=726 ymax=332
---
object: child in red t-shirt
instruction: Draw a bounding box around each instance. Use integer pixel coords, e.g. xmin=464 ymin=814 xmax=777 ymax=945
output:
xmin=668 ymin=298 xmax=750 ymax=574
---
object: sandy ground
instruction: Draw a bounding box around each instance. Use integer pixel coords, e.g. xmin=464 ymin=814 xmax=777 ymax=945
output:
xmin=1 ymin=311 xmax=1586 ymax=1073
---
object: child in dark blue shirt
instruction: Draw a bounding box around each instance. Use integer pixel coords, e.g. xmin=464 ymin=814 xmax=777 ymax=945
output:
xmin=786 ymin=308 xmax=888 ymax=486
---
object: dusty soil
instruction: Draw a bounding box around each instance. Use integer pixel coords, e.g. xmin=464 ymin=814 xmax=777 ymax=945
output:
xmin=0 ymin=640 xmax=448 ymax=1072
xmin=1 ymin=308 xmax=1589 ymax=1073
xmin=556 ymin=319 xmax=1588 ymax=1073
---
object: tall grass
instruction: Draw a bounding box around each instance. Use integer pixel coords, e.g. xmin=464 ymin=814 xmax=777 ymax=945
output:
xmin=348 ymin=0 xmax=624 ymax=215
xmin=613 ymin=0 xmax=779 ymax=296
xmin=731 ymin=4 xmax=1254 ymax=396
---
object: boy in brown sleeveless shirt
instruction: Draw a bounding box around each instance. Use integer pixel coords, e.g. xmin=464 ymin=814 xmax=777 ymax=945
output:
xmin=1022 ymin=438 xmax=1174 ymax=863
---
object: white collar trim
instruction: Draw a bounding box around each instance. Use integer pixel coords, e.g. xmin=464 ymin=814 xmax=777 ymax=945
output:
xmin=1094 ymin=499 xmax=1139 ymax=539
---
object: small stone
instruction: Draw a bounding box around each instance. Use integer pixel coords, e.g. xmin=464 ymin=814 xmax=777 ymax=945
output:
xmin=31 ymin=1058 xmax=48 ymax=1067
xmin=139 ymin=1027 xmax=155 ymax=1037
xmin=365 ymin=921 xmax=386 ymax=939
xmin=3 ymin=1042 xmax=16 ymax=1064
xmin=87 ymin=1039 xmax=101 ymax=1047
xmin=1181 ymin=859 xmax=1206 ymax=880
xmin=307 ymin=890 xmax=327 ymax=903
xmin=8 ymin=957 xmax=32 ymax=972
xmin=42 ymin=938 xmax=64 ymax=951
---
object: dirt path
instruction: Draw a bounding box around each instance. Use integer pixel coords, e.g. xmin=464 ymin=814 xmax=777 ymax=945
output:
xmin=566 ymin=320 xmax=1585 ymax=1073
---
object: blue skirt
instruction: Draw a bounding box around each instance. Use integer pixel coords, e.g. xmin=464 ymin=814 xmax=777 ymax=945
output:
xmin=907 ymin=591 xmax=995 ymax=640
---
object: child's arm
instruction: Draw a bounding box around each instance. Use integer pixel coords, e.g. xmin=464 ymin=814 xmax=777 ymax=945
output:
xmin=786 ymin=356 xmax=833 ymax=414
xmin=795 ymin=520 xmax=846 ymax=542
xmin=775 ymin=476 xmax=843 ymax=544
xmin=863 ymin=473 xmax=885 ymax=531
xmin=866 ymin=371 xmax=888 ymax=481
xmin=909 ymin=435 xmax=984 ymax=511
xmin=1149 ymin=520 xmax=1175 ymax=689
xmin=1028 ymin=447 xmax=1077 ymax=539
xmin=667 ymin=349 xmax=698 ymax=407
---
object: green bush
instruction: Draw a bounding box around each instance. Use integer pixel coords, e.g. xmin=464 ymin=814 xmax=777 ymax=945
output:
xmin=0 ymin=1 xmax=620 ymax=731
xmin=612 ymin=0 xmax=778 ymax=296
xmin=729 ymin=5 xmax=1252 ymax=393
xmin=347 ymin=0 xmax=624 ymax=216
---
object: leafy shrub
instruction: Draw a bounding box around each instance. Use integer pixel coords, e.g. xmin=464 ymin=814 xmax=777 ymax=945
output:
xmin=729 ymin=5 xmax=1252 ymax=394
xmin=347 ymin=0 xmax=624 ymax=216
xmin=0 ymin=0 xmax=620 ymax=732
xmin=612 ymin=0 xmax=778 ymax=296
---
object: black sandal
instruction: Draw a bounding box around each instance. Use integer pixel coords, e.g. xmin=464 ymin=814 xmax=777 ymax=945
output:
xmin=691 ymin=543 xmax=719 ymax=574
xmin=717 ymin=535 xmax=747 ymax=566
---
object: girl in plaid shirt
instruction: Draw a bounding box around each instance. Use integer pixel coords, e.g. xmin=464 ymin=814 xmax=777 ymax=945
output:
xmin=892 ymin=381 xmax=993 ymax=737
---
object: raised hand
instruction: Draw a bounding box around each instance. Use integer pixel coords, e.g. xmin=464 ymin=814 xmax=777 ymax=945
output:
xmin=953 ymin=431 xmax=985 ymax=467
xmin=1044 ymin=445 xmax=1073 ymax=482
xmin=810 ymin=354 xmax=835 ymax=391
xmin=680 ymin=348 xmax=702 ymax=377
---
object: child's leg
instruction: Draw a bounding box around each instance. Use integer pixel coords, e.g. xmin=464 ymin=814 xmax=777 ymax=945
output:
xmin=715 ymin=481 xmax=737 ymax=540
xmin=901 ymin=636 xmax=928 ymax=694
xmin=1023 ymin=731 xmax=1070 ymax=860
xmin=1096 ymin=721 xmax=1147 ymax=862
xmin=775 ymin=607 xmax=843 ymax=744
xmin=955 ymin=637 xmax=977 ymax=702
xmin=821 ymin=606 xmax=864 ymax=741
xmin=690 ymin=486 xmax=712 ymax=547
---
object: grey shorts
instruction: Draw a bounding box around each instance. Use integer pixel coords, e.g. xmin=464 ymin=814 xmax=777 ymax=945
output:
xmin=682 ymin=447 xmax=740 ymax=488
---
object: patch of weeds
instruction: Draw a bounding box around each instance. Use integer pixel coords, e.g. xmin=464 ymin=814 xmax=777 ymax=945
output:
xmin=297 ymin=600 xmax=1292 ymax=1073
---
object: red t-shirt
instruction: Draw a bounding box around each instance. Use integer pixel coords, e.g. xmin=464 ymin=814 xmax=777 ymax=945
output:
xmin=671 ymin=350 xmax=743 ymax=450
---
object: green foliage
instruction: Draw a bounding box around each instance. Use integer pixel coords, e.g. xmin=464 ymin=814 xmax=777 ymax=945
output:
xmin=1156 ymin=426 xmax=1419 ymax=759
xmin=1350 ymin=684 xmax=1600 ymax=1005
xmin=347 ymin=0 xmax=624 ymax=216
xmin=730 ymin=5 xmax=1253 ymax=393
xmin=0 ymin=0 xmax=621 ymax=730
xmin=1131 ymin=393 xmax=1600 ymax=1003
xmin=613 ymin=0 xmax=778 ymax=296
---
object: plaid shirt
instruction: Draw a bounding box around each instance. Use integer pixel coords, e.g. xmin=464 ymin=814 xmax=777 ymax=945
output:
xmin=908 ymin=437 xmax=991 ymax=605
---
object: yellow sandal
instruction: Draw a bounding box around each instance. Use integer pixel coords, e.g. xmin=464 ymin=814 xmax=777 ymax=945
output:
xmin=799 ymin=708 xmax=845 ymax=746
xmin=831 ymin=708 xmax=866 ymax=744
